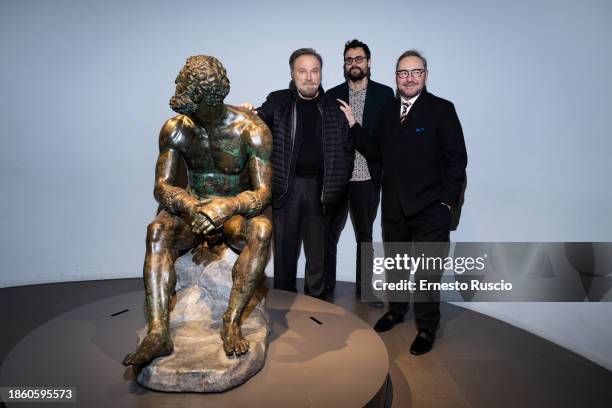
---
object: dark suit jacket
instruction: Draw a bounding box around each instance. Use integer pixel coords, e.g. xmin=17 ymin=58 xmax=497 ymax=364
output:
xmin=326 ymin=79 xmax=394 ymax=187
xmin=352 ymin=90 xmax=467 ymax=221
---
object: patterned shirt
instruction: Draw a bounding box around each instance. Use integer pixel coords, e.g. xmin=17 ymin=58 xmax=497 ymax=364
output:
xmin=349 ymin=87 xmax=371 ymax=181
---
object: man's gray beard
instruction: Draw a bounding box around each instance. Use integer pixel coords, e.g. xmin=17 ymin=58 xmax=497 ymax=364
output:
xmin=169 ymin=94 xmax=198 ymax=115
xmin=298 ymin=85 xmax=318 ymax=98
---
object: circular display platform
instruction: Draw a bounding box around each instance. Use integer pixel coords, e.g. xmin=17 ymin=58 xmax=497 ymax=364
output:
xmin=1 ymin=289 xmax=389 ymax=407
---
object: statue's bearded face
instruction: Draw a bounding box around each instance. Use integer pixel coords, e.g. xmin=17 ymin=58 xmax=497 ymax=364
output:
xmin=169 ymin=73 xmax=201 ymax=115
xmin=169 ymin=56 xmax=231 ymax=115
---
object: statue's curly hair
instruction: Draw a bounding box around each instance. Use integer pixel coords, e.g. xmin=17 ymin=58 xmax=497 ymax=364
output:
xmin=169 ymin=55 xmax=230 ymax=114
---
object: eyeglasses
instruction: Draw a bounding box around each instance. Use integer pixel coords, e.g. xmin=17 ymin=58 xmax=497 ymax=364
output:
xmin=396 ymin=69 xmax=426 ymax=78
xmin=344 ymin=56 xmax=368 ymax=65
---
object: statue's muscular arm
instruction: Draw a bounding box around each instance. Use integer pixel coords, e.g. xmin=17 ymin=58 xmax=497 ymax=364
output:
xmin=236 ymin=113 xmax=273 ymax=213
xmin=191 ymin=112 xmax=272 ymax=235
xmin=153 ymin=116 xmax=199 ymax=218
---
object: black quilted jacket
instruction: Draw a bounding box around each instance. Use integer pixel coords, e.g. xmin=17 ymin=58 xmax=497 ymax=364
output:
xmin=257 ymin=84 xmax=353 ymax=214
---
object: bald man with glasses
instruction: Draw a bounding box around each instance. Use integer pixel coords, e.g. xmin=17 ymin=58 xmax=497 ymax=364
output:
xmin=338 ymin=49 xmax=468 ymax=355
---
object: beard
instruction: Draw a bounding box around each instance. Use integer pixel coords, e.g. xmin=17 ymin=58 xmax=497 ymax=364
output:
xmin=345 ymin=66 xmax=368 ymax=81
xmin=297 ymin=83 xmax=319 ymax=98
xmin=169 ymin=93 xmax=198 ymax=115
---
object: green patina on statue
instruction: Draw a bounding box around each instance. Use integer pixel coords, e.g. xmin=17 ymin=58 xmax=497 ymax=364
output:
xmin=123 ymin=55 xmax=272 ymax=367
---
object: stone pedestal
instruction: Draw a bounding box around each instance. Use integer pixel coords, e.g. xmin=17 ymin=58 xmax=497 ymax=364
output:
xmin=135 ymin=243 xmax=269 ymax=392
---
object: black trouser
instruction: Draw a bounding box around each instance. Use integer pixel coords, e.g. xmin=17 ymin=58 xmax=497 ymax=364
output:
xmin=273 ymin=177 xmax=329 ymax=297
xmin=326 ymin=179 xmax=381 ymax=293
xmin=383 ymin=201 xmax=451 ymax=332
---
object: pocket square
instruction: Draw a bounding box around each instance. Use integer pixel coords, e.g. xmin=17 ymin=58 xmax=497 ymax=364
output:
xmin=416 ymin=127 xmax=425 ymax=133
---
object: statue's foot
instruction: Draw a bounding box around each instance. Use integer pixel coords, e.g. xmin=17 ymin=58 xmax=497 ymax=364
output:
xmin=122 ymin=332 xmax=173 ymax=366
xmin=221 ymin=320 xmax=250 ymax=357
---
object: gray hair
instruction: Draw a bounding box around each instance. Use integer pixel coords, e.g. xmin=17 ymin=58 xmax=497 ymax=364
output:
xmin=289 ymin=48 xmax=323 ymax=70
xmin=396 ymin=49 xmax=427 ymax=70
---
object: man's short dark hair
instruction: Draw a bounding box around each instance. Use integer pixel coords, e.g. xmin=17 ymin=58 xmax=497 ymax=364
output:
xmin=396 ymin=49 xmax=428 ymax=70
xmin=289 ymin=48 xmax=323 ymax=70
xmin=344 ymin=39 xmax=371 ymax=59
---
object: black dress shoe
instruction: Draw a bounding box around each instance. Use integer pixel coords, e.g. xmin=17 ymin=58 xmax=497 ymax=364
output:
xmin=410 ymin=330 xmax=436 ymax=355
xmin=374 ymin=311 xmax=404 ymax=332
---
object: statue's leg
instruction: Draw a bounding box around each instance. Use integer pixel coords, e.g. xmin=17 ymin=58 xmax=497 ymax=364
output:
xmin=221 ymin=214 xmax=272 ymax=356
xmin=122 ymin=210 xmax=195 ymax=366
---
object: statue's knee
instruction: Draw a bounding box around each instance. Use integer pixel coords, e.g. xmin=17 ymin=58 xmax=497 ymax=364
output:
xmin=251 ymin=217 xmax=272 ymax=243
xmin=147 ymin=222 xmax=167 ymax=244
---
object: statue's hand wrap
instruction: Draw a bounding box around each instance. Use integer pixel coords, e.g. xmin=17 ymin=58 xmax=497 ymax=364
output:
xmin=232 ymin=190 xmax=264 ymax=219
xmin=190 ymin=190 xmax=265 ymax=236
xmin=157 ymin=186 xmax=200 ymax=217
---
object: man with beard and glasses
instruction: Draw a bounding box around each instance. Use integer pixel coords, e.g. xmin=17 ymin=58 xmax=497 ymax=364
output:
xmin=243 ymin=48 xmax=353 ymax=299
xmin=326 ymin=39 xmax=394 ymax=304
xmin=338 ymin=49 xmax=467 ymax=355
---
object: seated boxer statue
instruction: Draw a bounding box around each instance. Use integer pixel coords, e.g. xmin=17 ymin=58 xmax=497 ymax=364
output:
xmin=122 ymin=55 xmax=272 ymax=366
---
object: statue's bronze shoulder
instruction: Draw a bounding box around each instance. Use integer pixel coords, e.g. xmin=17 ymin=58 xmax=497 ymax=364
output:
xmin=227 ymin=106 xmax=272 ymax=154
xmin=158 ymin=114 xmax=196 ymax=150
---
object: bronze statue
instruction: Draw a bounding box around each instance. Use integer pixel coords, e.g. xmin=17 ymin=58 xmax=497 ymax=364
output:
xmin=123 ymin=55 xmax=272 ymax=366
